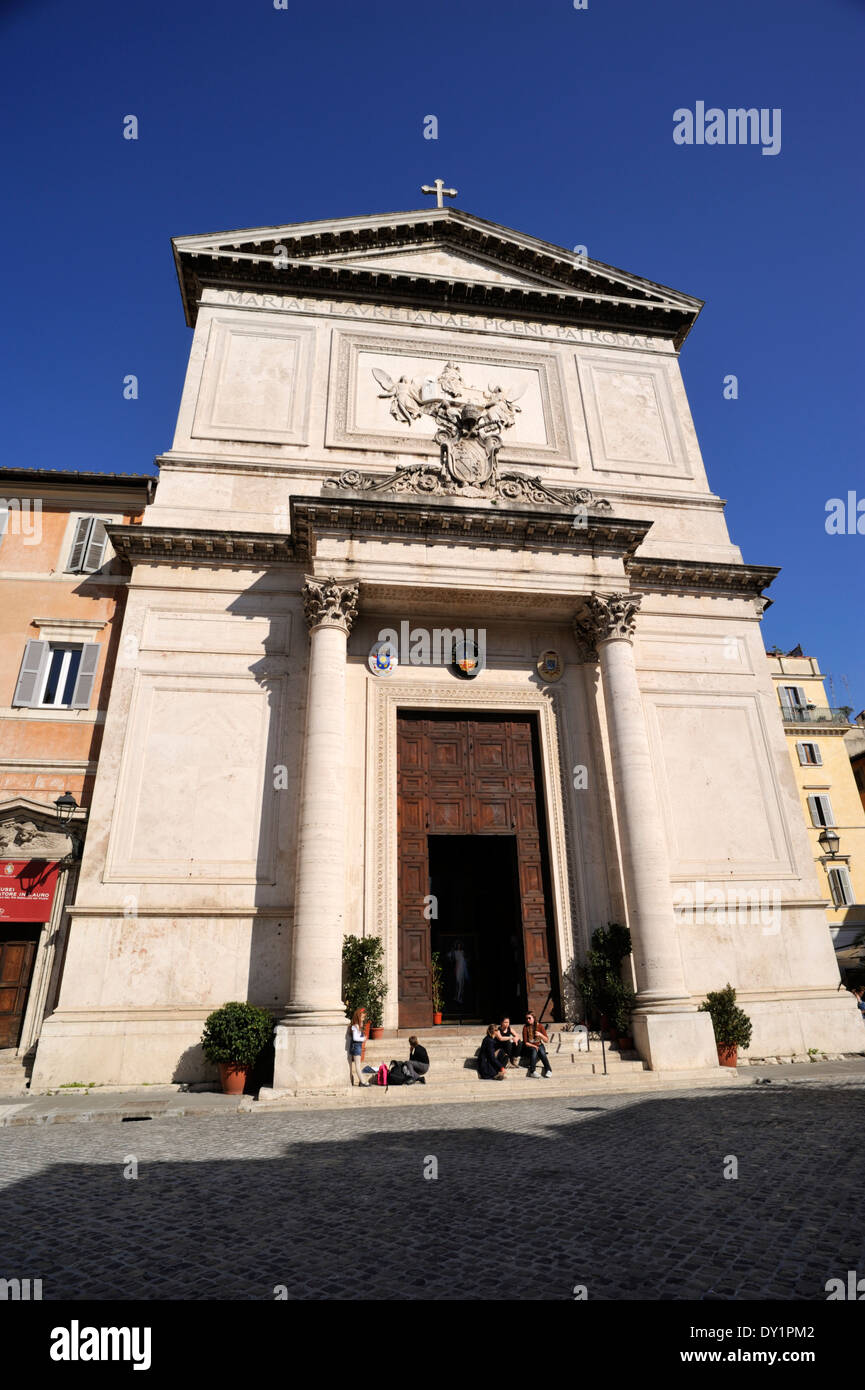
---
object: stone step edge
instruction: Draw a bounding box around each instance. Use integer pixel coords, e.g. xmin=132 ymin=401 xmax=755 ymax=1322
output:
xmin=253 ymin=1068 xmax=743 ymax=1109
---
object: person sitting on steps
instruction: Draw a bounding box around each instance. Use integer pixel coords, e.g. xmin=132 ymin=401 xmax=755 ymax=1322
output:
xmin=492 ymin=1016 xmax=521 ymax=1068
xmin=478 ymin=1023 xmax=509 ymax=1079
xmin=523 ymin=1013 xmax=552 ymax=1078
xmin=407 ymin=1035 xmax=430 ymax=1083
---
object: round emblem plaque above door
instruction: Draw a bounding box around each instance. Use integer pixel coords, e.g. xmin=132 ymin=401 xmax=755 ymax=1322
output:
xmin=452 ymin=639 xmax=483 ymax=678
xmin=536 ymin=650 xmax=563 ymax=682
xmin=368 ymin=640 xmax=398 ymax=676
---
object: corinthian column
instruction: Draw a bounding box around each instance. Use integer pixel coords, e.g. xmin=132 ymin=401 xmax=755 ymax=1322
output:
xmin=271 ymin=576 xmax=358 ymax=1094
xmin=574 ymin=592 xmax=718 ymax=1070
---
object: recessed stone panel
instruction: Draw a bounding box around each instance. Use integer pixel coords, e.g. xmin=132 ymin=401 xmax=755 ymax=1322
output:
xmin=106 ymin=674 xmax=283 ymax=883
xmin=327 ymin=329 xmax=572 ymax=466
xmin=191 ymin=316 xmax=313 ymax=444
xmin=576 ymin=350 xmax=690 ymax=477
xmin=140 ymin=607 xmax=290 ymax=656
xmin=646 ymin=695 xmax=793 ymax=876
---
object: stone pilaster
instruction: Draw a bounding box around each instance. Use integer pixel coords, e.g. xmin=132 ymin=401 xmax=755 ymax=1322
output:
xmin=575 ymin=591 xmax=718 ymax=1070
xmin=271 ymin=576 xmax=359 ymax=1093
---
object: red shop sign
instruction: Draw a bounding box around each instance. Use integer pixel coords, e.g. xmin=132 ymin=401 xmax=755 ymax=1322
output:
xmin=0 ymin=860 xmax=60 ymax=923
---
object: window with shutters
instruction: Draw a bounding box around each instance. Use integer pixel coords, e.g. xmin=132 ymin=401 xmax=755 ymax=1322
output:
xmin=12 ymin=640 xmax=100 ymax=709
xmin=797 ymin=741 xmax=822 ymax=766
xmin=780 ymin=685 xmax=809 ymax=713
xmin=827 ymin=865 xmax=855 ymax=907
xmin=0 ymin=506 xmax=8 ymax=550
xmin=66 ymin=516 xmax=110 ymax=573
xmin=807 ymin=793 xmax=835 ymax=828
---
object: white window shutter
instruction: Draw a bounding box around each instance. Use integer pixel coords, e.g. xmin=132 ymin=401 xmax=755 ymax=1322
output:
xmin=13 ymin=640 xmax=50 ymax=707
xmin=70 ymin=643 xmax=100 ymax=709
xmin=812 ymin=744 xmax=823 ymax=767
xmin=67 ymin=517 xmax=92 ymax=571
xmin=796 ymin=743 xmax=807 ymax=765
xmin=829 ymin=867 xmax=854 ymax=907
xmin=0 ymin=507 xmax=8 ymax=545
xmin=807 ymin=795 xmax=820 ymax=827
xmin=83 ymin=519 xmax=109 ymax=572
xmin=821 ymin=796 xmax=835 ymax=826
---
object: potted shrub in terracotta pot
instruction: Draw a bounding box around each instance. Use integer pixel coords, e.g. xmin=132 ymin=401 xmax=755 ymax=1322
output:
xmin=431 ymin=950 xmax=444 ymax=1025
xmin=699 ymin=983 xmax=752 ymax=1067
xmin=201 ymin=1001 xmax=273 ymax=1094
xmin=343 ymin=934 xmax=388 ymax=1040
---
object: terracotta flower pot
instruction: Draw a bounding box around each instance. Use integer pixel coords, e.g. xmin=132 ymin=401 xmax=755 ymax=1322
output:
xmin=370 ymin=1026 xmax=384 ymax=1040
xmin=717 ymin=1043 xmax=738 ymax=1068
xmin=433 ymin=1012 xmax=443 ymax=1025
xmin=218 ymin=1062 xmax=250 ymax=1095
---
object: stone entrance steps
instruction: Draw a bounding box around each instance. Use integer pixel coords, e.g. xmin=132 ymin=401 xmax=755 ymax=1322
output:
xmin=361 ymin=1029 xmax=645 ymax=1083
xmin=0 ymin=1049 xmax=31 ymax=1096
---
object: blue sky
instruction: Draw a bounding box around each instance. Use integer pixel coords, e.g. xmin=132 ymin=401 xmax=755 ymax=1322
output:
xmin=2 ymin=0 xmax=863 ymax=704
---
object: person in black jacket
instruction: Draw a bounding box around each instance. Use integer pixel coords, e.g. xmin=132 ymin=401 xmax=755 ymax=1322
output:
xmin=478 ymin=1024 xmax=509 ymax=1080
xmin=407 ymin=1035 xmax=430 ymax=1083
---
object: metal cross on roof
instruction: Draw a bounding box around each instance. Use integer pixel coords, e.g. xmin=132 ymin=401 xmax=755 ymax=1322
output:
xmin=421 ymin=178 xmax=458 ymax=209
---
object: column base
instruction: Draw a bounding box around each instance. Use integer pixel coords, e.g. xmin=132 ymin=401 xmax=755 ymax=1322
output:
xmin=272 ymin=1022 xmax=350 ymax=1093
xmin=632 ymin=1010 xmax=719 ymax=1071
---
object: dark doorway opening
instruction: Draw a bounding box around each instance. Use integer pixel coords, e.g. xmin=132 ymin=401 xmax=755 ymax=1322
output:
xmin=429 ymin=835 xmax=526 ymax=1023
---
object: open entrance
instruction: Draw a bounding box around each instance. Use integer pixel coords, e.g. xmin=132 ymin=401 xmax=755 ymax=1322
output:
xmin=397 ymin=711 xmax=560 ymax=1028
xmin=429 ymin=835 xmax=526 ymax=1022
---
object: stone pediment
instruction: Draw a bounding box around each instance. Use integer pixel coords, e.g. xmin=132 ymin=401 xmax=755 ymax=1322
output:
xmin=172 ymin=208 xmax=702 ymax=346
xmin=0 ymin=798 xmax=79 ymax=861
xmin=307 ymin=242 xmax=560 ymax=288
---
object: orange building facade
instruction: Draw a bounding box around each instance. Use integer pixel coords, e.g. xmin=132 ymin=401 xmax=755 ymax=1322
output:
xmin=0 ymin=469 xmax=154 ymax=1083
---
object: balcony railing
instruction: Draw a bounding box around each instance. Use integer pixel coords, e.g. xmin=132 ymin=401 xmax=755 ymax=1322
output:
xmin=780 ymin=705 xmax=852 ymax=725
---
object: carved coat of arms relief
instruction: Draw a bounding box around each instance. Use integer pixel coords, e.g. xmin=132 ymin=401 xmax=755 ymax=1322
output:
xmin=371 ymin=360 xmax=527 ymax=493
xmin=324 ymin=358 xmax=612 ymax=513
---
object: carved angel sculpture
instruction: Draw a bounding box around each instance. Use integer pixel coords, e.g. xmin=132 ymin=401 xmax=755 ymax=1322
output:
xmin=372 ymin=368 xmax=422 ymax=425
xmin=480 ymin=382 xmax=527 ymax=431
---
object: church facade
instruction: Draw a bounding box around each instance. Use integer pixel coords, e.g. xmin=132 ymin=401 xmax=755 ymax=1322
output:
xmin=30 ymin=205 xmax=863 ymax=1090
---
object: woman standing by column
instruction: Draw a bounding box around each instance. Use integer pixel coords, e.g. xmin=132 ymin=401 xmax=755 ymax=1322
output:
xmin=348 ymin=1007 xmax=369 ymax=1086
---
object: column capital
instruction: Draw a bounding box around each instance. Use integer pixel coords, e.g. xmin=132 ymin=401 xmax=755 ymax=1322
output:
xmin=573 ymin=591 xmax=641 ymax=658
xmin=302 ymin=576 xmax=359 ymax=634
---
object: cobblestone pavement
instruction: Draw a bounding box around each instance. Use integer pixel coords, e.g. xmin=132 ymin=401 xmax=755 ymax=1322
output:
xmin=1 ymin=1078 xmax=863 ymax=1301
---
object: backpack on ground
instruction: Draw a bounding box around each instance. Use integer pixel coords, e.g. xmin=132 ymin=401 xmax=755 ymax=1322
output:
xmin=375 ymin=1063 xmax=389 ymax=1087
xmin=386 ymin=1060 xmax=408 ymax=1086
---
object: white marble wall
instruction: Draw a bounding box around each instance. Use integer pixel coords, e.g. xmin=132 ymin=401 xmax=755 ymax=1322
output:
xmin=30 ymin=272 xmax=863 ymax=1088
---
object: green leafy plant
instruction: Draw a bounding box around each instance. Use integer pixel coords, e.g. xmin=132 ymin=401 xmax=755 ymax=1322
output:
xmin=610 ymin=980 xmax=636 ymax=1037
xmin=200 ymin=1001 xmax=273 ymax=1066
xmin=342 ymin=935 xmax=388 ymax=1027
xmin=430 ymin=951 xmax=444 ymax=1013
xmin=577 ymin=923 xmax=636 ymax=1035
xmin=698 ymin=984 xmax=752 ymax=1049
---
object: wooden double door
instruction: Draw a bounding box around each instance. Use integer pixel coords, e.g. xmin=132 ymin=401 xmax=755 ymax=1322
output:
xmin=0 ymin=929 xmax=39 ymax=1049
xmin=397 ymin=712 xmax=558 ymax=1028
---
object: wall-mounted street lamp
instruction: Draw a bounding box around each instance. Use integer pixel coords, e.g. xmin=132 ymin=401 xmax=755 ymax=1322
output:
xmin=53 ymin=791 xmax=78 ymax=826
xmin=818 ymin=826 xmax=840 ymax=858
